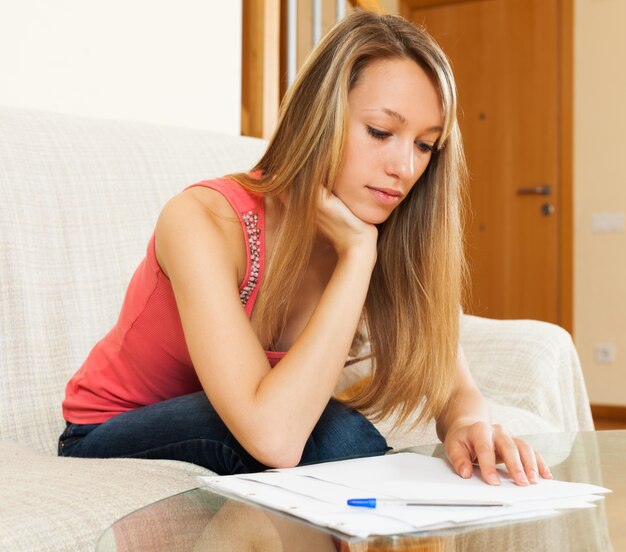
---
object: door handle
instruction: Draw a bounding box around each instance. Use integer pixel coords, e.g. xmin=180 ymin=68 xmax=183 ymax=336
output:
xmin=516 ymin=184 xmax=551 ymax=196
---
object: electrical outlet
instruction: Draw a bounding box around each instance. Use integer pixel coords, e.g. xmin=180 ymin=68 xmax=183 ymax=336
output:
xmin=594 ymin=344 xmax=615 ymax=364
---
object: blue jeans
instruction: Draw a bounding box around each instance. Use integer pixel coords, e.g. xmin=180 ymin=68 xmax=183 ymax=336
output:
xmin=58 ymin=391 xmax=390 ymax=474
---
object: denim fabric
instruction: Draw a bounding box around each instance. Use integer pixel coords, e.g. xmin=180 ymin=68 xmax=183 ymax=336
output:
xmin=58 ymin=391 xmax=390 ymax=474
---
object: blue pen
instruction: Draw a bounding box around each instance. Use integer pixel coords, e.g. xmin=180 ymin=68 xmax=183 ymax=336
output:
xmin=347 ymin=498 xmax=508 ymax=508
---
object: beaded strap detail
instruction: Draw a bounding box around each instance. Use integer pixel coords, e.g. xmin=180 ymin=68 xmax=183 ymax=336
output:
xmin=240 ymin=210 xmax=261 ymax=306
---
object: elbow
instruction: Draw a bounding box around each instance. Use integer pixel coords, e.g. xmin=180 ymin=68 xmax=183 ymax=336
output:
xmin=261 ymin=451 xmax=302 ymax=470
xmin=246 ymin=435 xmax=304 ymax=469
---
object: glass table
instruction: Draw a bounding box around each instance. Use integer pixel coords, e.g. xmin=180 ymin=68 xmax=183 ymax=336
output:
xmin=97 ymin=430 xmax=625 ymax=551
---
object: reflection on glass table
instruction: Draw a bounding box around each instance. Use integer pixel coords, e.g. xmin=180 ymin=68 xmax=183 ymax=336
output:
xmin=97 ymin=431 xmax=625 ymax=551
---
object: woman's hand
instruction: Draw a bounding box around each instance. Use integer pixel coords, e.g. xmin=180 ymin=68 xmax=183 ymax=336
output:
xmin=443 ymin=420 xmax=553 ymax=486
xmin=438 ymin=346 xmax=552 ymax=486
xmin=316 ymin=190 xmax=378 ymax=258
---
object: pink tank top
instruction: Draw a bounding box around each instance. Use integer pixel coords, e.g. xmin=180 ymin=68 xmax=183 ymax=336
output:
xmin=62 ymin=178 xmax=285 ymax=424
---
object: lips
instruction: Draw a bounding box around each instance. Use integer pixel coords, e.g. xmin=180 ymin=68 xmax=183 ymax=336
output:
xmin=366 ymin=186 xmax=403 ymax=204
xmin=368 ymin=186 xmax=402 ymax=197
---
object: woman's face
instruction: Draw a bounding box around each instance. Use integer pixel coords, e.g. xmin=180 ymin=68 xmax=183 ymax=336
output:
xmin=333 ymin=57 xmax=443 ymax=225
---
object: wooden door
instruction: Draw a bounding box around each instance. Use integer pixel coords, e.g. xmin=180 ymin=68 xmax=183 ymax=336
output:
xmin=401 ymin=0 xmax=572 ymax=328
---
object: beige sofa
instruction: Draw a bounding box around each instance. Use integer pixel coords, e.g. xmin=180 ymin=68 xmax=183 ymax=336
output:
xmin=0 ymin=106 xmax=594 ymax=551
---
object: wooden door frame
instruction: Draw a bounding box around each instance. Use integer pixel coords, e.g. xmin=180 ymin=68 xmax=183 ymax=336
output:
xmin=241 ymin=0 xmax=281 ymax=140
xmin=400 ymin=0 xmax=574 ymax=335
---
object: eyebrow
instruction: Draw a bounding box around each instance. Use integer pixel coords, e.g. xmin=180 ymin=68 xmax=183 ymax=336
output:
xmin=381 ymin=107 xmax=407 ymax=124
xmin=364 ymin=108 xmax=443 ymax=133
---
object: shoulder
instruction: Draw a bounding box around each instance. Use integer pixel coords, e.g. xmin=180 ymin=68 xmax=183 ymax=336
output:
xmin=182 ymin=182 xmax=243 ymax=220
xmin=156 ymin=186 xmax=238 ymax=241
xmin=155 ymin=184 xmax=246 ymax=281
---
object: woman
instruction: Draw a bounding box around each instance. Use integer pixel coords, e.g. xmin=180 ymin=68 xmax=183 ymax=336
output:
xmin=59 ymin=10 xmax=551 ymax=486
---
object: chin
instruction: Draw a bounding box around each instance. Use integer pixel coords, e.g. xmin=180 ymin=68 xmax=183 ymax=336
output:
xmin=353 ymin=207 xmax=393 ymax=225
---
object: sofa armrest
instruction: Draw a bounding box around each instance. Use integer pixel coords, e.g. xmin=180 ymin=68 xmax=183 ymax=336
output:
xmin=460 ymin=314 xmax=594 ymax=434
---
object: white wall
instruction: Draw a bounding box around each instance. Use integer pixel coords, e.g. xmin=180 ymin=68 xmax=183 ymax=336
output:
xmin=574 ymin=0 xmax=626 ymax=406
xmin=0 ymin=0 xmax=241 ymax=134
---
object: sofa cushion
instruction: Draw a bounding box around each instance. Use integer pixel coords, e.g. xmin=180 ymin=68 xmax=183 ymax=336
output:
xmin=0 ymin=441 xmax=213 ymax=551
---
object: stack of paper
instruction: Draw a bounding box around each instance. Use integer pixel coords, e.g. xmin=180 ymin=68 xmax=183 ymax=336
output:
xmin=197 ymin=452 xmax=611 ymax=538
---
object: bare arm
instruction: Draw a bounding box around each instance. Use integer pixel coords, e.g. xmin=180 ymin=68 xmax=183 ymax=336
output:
xmin=435 ymin=345 xmax=491 ymax=443
xmin=156 ymin=189 xmax=377 ymax=468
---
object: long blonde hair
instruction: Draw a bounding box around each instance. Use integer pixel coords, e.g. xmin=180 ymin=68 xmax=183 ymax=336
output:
xmin=231 ymin=10 xmax=467 ymax=428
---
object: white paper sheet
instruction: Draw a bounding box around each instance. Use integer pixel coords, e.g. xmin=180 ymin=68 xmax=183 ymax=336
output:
xmin=197 ymin=452 xmax=611 ymax=538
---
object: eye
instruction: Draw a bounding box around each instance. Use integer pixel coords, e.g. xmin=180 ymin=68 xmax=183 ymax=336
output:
xmin=415 ymin=141 xmax=436 ymax=154
xmin=367 ymin=125 xmax=391 ymax=141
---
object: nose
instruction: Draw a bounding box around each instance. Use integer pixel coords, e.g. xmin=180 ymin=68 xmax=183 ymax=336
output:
xmin=386 ymin=141 xmax=414 ymax=181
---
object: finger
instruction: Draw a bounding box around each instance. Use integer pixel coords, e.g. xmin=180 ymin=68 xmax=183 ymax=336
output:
xmin=471 ymin=425 xmax=501 ymax=485
xmin=445 ymin=441 xmax=474 ymax=479
xmin=513 ymin=438 xmax=539 ymax=484
xmin=493 ymin=431 xmax=529 ymax=486
xmin=534 ymin=450 xmax=553 ymax=479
